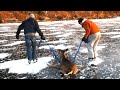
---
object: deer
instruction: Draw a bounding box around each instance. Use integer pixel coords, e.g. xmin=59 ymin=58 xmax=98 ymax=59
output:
xmin=47 ymin=48 xmax=80 ymax=79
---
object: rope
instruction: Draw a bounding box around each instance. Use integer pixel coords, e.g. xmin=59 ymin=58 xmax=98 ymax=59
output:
xmin=45 ymin=40 xmax=61 ymax=64
xmin=72 ymin=41 xmax=83 ymax=64
xmin=37 ymin=38 xmax=42 ymax=48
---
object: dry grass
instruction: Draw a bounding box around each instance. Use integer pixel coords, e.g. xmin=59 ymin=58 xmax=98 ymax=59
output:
xmin=0 ymin=11 xmax=120 ymax=23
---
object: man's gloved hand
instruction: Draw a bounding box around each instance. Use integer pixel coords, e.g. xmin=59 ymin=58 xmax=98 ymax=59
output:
xmin=41 ymin=35 xmax=45 ymax=40
xmin=16 ymin=35 xmax=19 ymax=39
xmin=82 ymin=37 xmax=89 ymax=43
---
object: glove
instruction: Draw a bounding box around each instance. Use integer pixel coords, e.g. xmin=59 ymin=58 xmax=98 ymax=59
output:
xmin=41 ymin=35 xmax=45 ymax=40
xmin=16 ymin=35 xmax=19 ymax=39
xmin=82 ymin=37 xmax=89 ymax=43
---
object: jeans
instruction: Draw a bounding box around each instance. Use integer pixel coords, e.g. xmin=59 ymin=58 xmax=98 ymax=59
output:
xmin=25 ymin=35 xmax=37 ymax=61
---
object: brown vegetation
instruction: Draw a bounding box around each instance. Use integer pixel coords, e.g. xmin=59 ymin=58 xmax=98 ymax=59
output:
xmin=0 ymin=11 xmax=120 ymax=23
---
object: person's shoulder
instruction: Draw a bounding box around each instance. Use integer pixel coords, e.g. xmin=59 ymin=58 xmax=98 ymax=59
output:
xmin=22 ymin=18 xmax=28 ymax=23
xmin=33 ymin=19 xmax=38 ymax=24
xmin=85 ymin=19 xmax=91 ymax=23
xmin=33 ymin=18 xmax=37 ymax=22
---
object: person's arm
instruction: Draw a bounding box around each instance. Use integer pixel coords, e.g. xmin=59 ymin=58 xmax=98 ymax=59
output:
xmin=83 ymin=23 xmax=90 ymax=38
xmin=16 ymin=22 xmax=24 ymax=35
xmin=81 ymin=23 xmax=90 ymax=43
xmin=35 ymin=21 xmax=45 ymax=40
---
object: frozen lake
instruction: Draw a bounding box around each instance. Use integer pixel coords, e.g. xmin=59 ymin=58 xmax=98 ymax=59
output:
xmin=0 ymin=17 xmax=120 ymax=79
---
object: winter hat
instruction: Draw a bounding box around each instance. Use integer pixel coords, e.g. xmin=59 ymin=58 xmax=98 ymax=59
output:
xmin=78 ymin=18 xmax=83 ymax=23
xmin=29 ymin=13 xmax=35 ymax=18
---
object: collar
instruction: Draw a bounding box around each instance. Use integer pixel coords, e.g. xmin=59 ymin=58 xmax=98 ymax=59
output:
xmin=81 ymin=18 xmax=87 ymax=24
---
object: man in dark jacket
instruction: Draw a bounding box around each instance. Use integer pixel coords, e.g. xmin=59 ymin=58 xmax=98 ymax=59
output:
xmin=16 ymin=13 xmax=45 ymax=64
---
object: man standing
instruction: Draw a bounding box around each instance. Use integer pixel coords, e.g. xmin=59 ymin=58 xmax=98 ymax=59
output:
xmin=16 ymin=13 xmax=45 ymax=64
xmin=78 ymin=18 xmax=101 ymax=63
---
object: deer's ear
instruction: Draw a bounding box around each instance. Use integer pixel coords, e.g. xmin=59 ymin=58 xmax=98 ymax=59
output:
xmin=65 ymin=49 xmax=68 ymax=51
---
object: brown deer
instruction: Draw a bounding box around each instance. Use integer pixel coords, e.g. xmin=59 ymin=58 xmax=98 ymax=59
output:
xmin=47 ymin=48 xmax=80 ymax=79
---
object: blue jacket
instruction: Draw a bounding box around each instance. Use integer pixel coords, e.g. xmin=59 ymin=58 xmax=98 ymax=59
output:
xmin=16 ymin=17 xmax=44 ymax=36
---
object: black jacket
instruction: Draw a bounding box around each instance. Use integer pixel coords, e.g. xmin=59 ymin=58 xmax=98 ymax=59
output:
xmin=16 ymin=17 xmax=44 ymax=37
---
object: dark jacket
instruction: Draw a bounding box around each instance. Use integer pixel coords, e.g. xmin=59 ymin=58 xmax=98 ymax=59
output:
xmin=16 ymin=17 xmax=44 ymax=37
